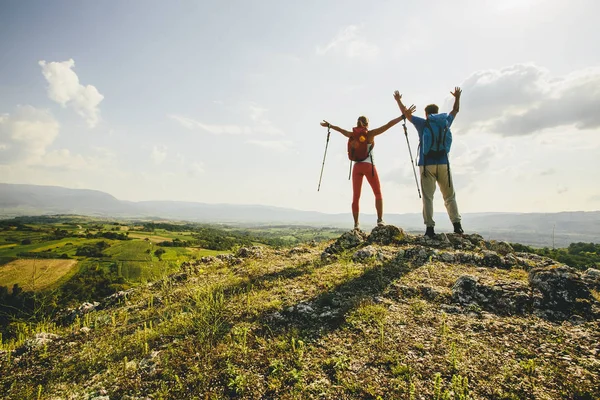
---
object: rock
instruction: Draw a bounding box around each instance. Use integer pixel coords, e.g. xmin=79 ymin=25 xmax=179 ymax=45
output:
xmin=503 ymin=254 xmax=519 ymax=267
xmin=59 ymin=301 xmax=100 ymax=323
xmin=391 ymin=283 xmax=419 ymax=298
xmin=323 ymin=230 xmax=368 ymax=255
xmin=216 ymin=254 xmax=243 ymax=265
xmin=367 ymin=225 xmax=404 ymax=245
xmin=139 ymin=350 xmax=160 ymax=375
xmin=14 ymin=332 xmax=60 ymax=356
xmin=440 ymin=252 xmax=455 ymax=263
xmin=488 ymin=241 xmax=514 ymax=256
xmin=451 ymin=276 xmax=531 ymax=315
xmin=515 ymin=252 xmax=556 ymax=270
xmin=200 ymin=256 xmax=217 ymax=264
xmin=447 ymin=234 xmax=476 ymax=250
xmin=320 ymin=252 xmax=338 ymax=263
xmin=452 ymin=276 xmax=480 ymax=304
xmin=418 ymin=285 xmax=440 ymax=301
xmin=582 ymin=268 xmax=600 ymax=290
xmin=529 ymin=265 xmax=594 ymax=319
xmin=481 ymin=250 xmax=504 ymax=268
xmin=236 ymin=246 xmax=263 ymax=258
xmin=101 ymin=289 xmax=134 ymax=308
xmin=352 ymin=245 xmax=377 ymax=262
xmin=289 ymin=247 xmax=311 ymax=255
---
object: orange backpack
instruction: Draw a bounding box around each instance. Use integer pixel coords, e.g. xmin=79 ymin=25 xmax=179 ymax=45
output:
xmin=347 ymin=126 xmax=373 ymax=161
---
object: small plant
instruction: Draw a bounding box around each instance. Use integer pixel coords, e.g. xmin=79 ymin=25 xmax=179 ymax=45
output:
xmin=439 ymin=313 xmax=450 ymax=339
xmin=432 ymin=373 xmax=470 ymax=400
xmin=323 ymin=355 xmax=350 ymax=382
xmin=409 ymin=299 xmax=426 ymax=315
xmin=520 ymin=358 xmax=537 ymax=392
xmin=226 ymin=361 xmax=248 ymax=395
xmin=451 ymin=374 xmax=470 ymax=400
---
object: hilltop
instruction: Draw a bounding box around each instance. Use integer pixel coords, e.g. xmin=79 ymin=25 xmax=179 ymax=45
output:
xmin=1 ymin=226 xmax=599 ymax=399
xmin=2 ymin=183 xmax=600 ymax=247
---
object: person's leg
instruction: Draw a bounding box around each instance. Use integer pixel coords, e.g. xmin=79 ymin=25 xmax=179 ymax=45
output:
xmin=437 ymin=165 xmax=463 ymax=233
xmin=351 ymin=163 xmax=367 ymax=228
xmin=420 ymin=165 xmax=437 ymax=229
xmin=364 ymin=164 xmax=383 ymax=223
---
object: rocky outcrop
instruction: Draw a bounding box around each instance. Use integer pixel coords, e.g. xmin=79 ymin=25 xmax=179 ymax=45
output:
xmin=529 ymin=265 xmax=594 ymax=320
xmin=321 ymin=230 xmax=367 ymax=261
xmin=449 ymin=265 xmax=598 ymax=321
xmin=236 ymin=246 xmax=264 ymax=259
xmin=451 ymin=276 xmax=531 ymax=315
xmin=367 ymin=225 xmax=404 ymax=245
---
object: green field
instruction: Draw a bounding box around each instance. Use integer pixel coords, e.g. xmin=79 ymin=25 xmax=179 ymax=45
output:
xmin=0 ymin=216 xmax=343 ymax=315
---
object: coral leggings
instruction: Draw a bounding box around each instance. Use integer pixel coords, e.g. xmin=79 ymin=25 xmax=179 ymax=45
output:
xmin=351 ymin=162 xmax=382 ymax=214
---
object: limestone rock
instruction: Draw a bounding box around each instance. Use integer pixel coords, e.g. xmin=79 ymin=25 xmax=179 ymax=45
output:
xmin=367 ymin=225 xmax=404 ymax=245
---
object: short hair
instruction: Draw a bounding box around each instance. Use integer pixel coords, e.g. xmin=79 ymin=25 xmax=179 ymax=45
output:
xmin=357 ymin=115 xmax=369 ymax=126
xmin=424 ymin=104 xmax=439 ymax=115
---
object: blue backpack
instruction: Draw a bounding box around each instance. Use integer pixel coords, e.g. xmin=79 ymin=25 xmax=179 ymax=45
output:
xmin=422 ymin=113 xmax=452 ymax=157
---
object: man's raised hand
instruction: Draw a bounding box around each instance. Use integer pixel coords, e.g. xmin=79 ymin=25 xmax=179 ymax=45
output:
xmin=451 ymin=87 xmax=462 ymax=98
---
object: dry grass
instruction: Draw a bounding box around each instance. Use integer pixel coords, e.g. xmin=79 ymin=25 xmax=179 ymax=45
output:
xmin=0 ymin=259 xmax=78 ymax=292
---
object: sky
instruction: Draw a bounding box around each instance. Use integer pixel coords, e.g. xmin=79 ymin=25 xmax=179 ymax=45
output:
xmin=1 ymin=0 xmax=599 ymax=216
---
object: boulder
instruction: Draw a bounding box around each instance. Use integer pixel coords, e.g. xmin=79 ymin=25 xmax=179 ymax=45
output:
xmin=529 ymin=265 xmax=594 ymax=320
xmin=323 ymin=230 xmax=368 ymax=255
xmin=582 ymin=268 xmax=600 ymax=290
xmin=367 ymin=225 xmax=404 ymax=245
xmin=352 ymin=245 xmax=377 ymax=262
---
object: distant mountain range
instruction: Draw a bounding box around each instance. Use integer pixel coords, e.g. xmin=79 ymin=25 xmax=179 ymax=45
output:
xmin=1 ymin=183 xmax=599 ymax=247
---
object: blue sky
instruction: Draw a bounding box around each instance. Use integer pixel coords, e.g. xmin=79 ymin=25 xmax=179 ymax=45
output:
xmin=1 ymin=0 xmax=599 ymax=217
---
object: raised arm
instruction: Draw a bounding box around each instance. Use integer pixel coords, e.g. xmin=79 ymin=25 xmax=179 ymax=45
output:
xmin=369 ymin=102 xmax=417 ymax=137
xmin=393 ymin=91 xmax=414 ymax=121
xmin=321 ymin=120 xmax=352 ymax=138
xmin=368 ymin=115 xmax=404 ymax=137
xmin=449 ymin=87 xmax=461 ymax=117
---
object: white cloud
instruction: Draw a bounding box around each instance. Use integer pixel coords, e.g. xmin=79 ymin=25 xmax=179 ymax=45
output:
xmin=0 ymin=106 xmax=60 ymax=165
xmin=151 ymin=145 xmax=167 ymax=165
xmin=316 ymin=25 xmax=379 ymax=58
xmin=39 ymin=59 xmax=104 ymax=128
xmin=169 ymin=103 xmax=284 ymax=136
xmin=458 ymin=64 xmax=600 ymax=136
xmin=187 ymin=162 xmax=204 ymax=177
xmin=246 ymin=139 xmax=293 ymax=152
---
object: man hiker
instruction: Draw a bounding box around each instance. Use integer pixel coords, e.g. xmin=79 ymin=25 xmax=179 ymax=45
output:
xmin=320 ymin=109 xmax=415 ymax=231
xmin=393 ymin=88 xmax=464 ymax=238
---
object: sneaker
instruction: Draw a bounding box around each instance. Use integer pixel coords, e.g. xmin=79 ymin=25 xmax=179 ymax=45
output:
xmin=377 ymin=219 xmax=385 ymax=227
xmin=453 ymin=222 xmax=464 ymax=234
xmin=353 ymin=222 xmax=360 ymax=231
xmin=424 ymin=226 xmax=435 ymax=238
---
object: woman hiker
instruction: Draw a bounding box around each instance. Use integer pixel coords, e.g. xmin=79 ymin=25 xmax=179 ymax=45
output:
xmin=320 ymin=107 xmax=415 ymax=230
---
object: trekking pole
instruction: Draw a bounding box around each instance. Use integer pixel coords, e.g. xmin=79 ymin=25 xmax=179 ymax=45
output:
xmin=317 ymin=125 xmax=331 ymax=191
xmin=348 ymin=160 xmax=352 ymax=180
xmin=402 ymin=120 xmax=422 ymax=198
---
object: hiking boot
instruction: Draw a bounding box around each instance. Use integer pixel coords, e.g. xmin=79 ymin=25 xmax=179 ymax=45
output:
xmin=424 ymin=226 xmax=435 ymax=239
xmin=353 ymin=222 xmax=360 ymax=231
xmin=453 ymin=222 xmax=464 ymax=235
xmin=377 ymin=219 xmax=385 ymax=227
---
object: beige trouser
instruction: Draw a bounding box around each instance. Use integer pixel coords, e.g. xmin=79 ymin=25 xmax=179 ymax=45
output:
xmin=420 ymin=164 xmax=461 ymax=227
